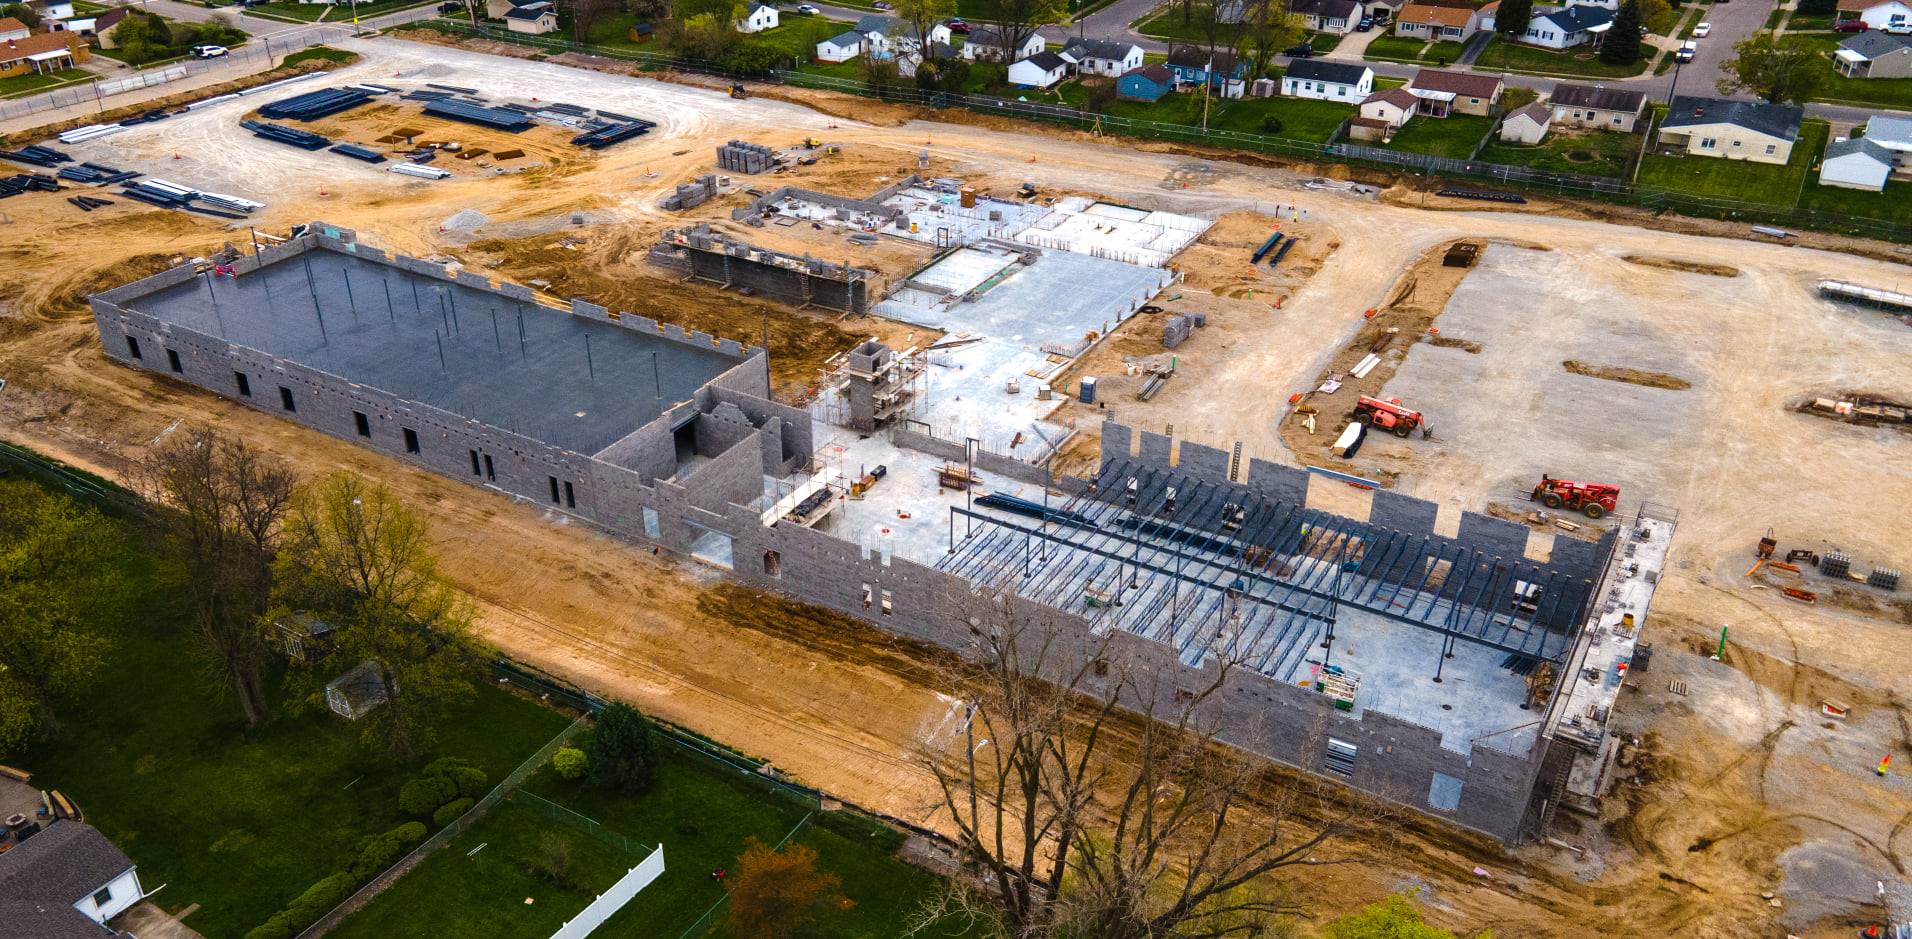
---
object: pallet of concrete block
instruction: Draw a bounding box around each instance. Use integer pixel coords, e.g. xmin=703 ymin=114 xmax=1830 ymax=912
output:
xmin=390 ymin=162 xmax=453 ymax=180
xmin=1162 ymin=314 xmax=1192 ymax=349
xmin=662 ymin=174 xmax=718 ymax=211
xmin=717 ymin=140 xmax=774 ymax=174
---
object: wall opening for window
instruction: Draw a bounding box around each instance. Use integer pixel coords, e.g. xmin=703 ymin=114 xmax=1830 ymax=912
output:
xmin=126 ymin=336 xmax=142 ymax=360
xmin=91 ymin=885 xmax=112 ymax=907
xmin=548 ymin=475 xmax=562 ymax=504
xmin=563 ymin=480 xmax=576 ymax=509
xmin=353 ymin=411 xmax=371 ymax=438
xmin=642 ymin=506 xmax=661 ymax=539
xmin=482 ymin=454 xmax=495 ymax=481
xmin=763 ymin=550 xmax=781 ymax=578
xmin=166 ymin=349 xmax=183 ymax=373
xmin=880 ymin=589 xmax=894 ymax=615
xmin=469 ymin=450 xmax=482 ymax=476
xmin=1428 ymin=772 xmax=1463 ymax=812
xmin=1324 ymin=738 xmax=1358 ymax=777
xmin=861 ymin=583 xmax=873 ymax=609
xmin=279 ymin=386 xmax=296 ymax=413
xmin=688 ymin=526 xmax=734 ymax=570
xmin=403 ymin=428 xmax=420 ymax=454
xmin=234 ymin=371 xmax=251 ymax=397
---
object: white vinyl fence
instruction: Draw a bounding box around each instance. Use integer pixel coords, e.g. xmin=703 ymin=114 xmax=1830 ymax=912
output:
xmin=550 ymin=844 xmax=667 ymax=939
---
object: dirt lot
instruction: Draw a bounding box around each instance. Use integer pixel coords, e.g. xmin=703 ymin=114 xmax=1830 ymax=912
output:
xmin=4 ymin=35 xmax=1912 ymax=938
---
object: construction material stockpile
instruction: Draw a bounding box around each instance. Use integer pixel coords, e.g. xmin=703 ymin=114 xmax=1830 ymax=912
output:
xmin=390 ymin=162 xmax=452 ymax=180
xmin=118 ymin=178 xmax=263 ymax=219
xmin=259 ymin=87 xmax=376 ymax=121
xmin=0 ymin=144 xmax=72 ymax=168
xmin=55 ymin=162 xmax=140 ymax=186
xmin=243 ymin=120 xmax=332 ymax=151
xmin=0 ymin=173 xmax=60 ymax=199
xmin=67 ymin=195 xmax=115 ymax=212
xmin=717 ymin=140 xmax=773 ymax=174
xmin=329 ymin=143 xmax=387 ymax=164
xmin=422 ymin=99 xmax=534 ymax=132
xmin=571 ymin=117 xmax=656 ymax=150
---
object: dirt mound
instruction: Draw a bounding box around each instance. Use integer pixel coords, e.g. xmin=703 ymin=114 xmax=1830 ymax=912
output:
xmin=1622 ymin=255 xmax=1740 ymax=278
xmin=1562 ymin=360 xmax=1693 ymax=390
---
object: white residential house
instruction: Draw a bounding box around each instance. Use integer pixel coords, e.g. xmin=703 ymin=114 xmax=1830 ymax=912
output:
xmin=0 ymin=821 xmax=145 ymax=936
xmin=1352 ymin=86 xmax=1417 ymax=141
xmin=1512 ymin=5 xmax=1614 ymax=49
xmin=502 ymin=1 xmax=557 ymax=35
xmin=25 ymin=0 xmax=73 ymax=21
xmin=1549 ymin=83 xmax=1647 ymax=131
xmin=1008 ymin=50 xmax=1069 ymax=87
xmin=1819 ymin=136 xmax=1894 ymax=190
xmin=1290 ymin=0 xmax=1363 ymax=33
xmin=1861 ymin=113 xmax=1912 ymax=169
xmin=1655 ymin=96 xmax=1803 ymax=165
xmin=1058 ymin=36 xmax=1144 ymax=76
xmin=737 ymin=3 xmax=778 ymax=33
xmin=853 ymin=14 xmax=896 ymax=56
xmin=0 ymin=16 xmax=27 ymax=41
xmin=485 ymin=0 xmax=543 ymax=19
xmin=1280 ymin=59 xmax=1374 ymax=101
xmin=927 ymin=22 xmax=953 ymax=44
xmin=816 ymin=30 xmax=863 ymax=62
xmin=1498 ymin=102 xmax=1552 ymax=144
xmin=962 ymin=25 xmax=1044 ymax=61
xmin=1836 ymin=0 xmax=1912 ymax=31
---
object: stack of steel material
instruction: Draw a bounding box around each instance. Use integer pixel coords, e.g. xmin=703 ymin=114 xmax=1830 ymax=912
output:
xmin=196 ymin=190 xmax=264 ymax=214
xmin=66 ymin=195 xmax=115 ymax=212
xmin=329 ymin=143 xmax=387 ymax=163
xmin=55 ymin=162 xmax=141 ymax=185
xmin=422 ymin=99 xmax=534 ymax=131
xmin=0 ymin=173 xmax=61 ymax=198
xmin=0 ymin=145 xmax=73 ymax=168
xmin=716 ymin=140 xmax=774 ymax=174
xmin=389 ymin=162 xmax=453 ymax=180
xmin=242 ymin=120 xmax=332 ymax=150
xmin=571 ymin=118 xmax=656 ymax=150
xmin=118 ymin=178 xmax=260 ymax=218
xmin=259 ymin=87 xmax=375 ymax=121
xmin=58 ymin=123 xmax=125 ymax=144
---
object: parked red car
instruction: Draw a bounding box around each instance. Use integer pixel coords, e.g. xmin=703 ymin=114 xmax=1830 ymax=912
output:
xmin=1836 ymin=18 xmax=1870 ymax=31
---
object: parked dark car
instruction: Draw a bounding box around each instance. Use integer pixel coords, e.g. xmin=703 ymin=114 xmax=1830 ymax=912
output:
xmin=1356 ymin=16 xmax=1373 ymax=30
xmin=437 ymin=1 xmax=462 ymax=12
xmin=1283 ymin=42 xmax=1317 ymax=57
xmin=1835 ymin=18 xmax=1868 ymax=30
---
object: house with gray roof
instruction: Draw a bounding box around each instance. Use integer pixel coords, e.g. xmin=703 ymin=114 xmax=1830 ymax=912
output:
xmin=1837 ymin=31 xmax=1912 ymax=78
xmin=816 ymin=29 xmax=864 ymax=62
xmin=1281 ymin=59 xmax=1374 ymax=101
xmin=1656 ymin=96 xmax=1803 ymax=165
xmin=961 ymin=25 xmax=1045 ymax=62
xmin=1860 ymin=113 xmax=1912 ymax=170
xmin=0 ymin=820 xmax=144 ymax=938
xmin=1057 ymin=36 xmax=1144 ymax=75
xmin=1819 ymin=135 xmax=1895 ymax=191
xmin=1548 ymin=82 xmax=1647 ymax=132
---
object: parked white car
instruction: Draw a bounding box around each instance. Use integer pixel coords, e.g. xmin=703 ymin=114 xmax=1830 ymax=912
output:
xmin=191 ymin=44 xmax=230 ymax=58
xmin=1692 ymin=22 xmax=1711 ymax=37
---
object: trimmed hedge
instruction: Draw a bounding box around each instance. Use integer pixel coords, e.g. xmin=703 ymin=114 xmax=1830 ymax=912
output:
xmin=552 ymin=746 xmax=587 ymax=780
xmin=348 ymin=821 xmax=427 ymax=881
xmin=398 ymin=775 xmax=457 ymax=816
xmin=432 ymin=797 xmax=475 ymax=828
xmin=243 ymin=872 xmax=356 ymax=939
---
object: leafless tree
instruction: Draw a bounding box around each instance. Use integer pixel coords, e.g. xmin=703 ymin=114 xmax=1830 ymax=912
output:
xmin=569 ymin=0 xmax=617 ymax=43
xmin=1239 ymin=0 xmax=1304 ymax=82
xmin=141 ymin=427 xmax=296 ymax=726
xmin=978 ymin=0 xmax=1064 ymax=71
xmin=909 ymin=588 xmax=1370 ymax=939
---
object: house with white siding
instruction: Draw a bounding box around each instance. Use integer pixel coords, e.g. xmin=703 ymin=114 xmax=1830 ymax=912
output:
xmin=736 ymin=3 xmax=778 ymax=33
xmin=816 ymin=30 xmax=863 ymax=62
xmin=1655 ymin=96 xmax=1802 ymax=165
xmin=1281 ymin=59 xmax=1374 ymax=101
xmin=1819 ymin=136 xmax=1894 ymax=190
xmin=1549 ymin=83 xmax=1646 ymax=131
xmin=0 ymin=821 xmax=146 ymax=938
xmin=1836 ymin=0 xmax=1912 ymax=31
xmin=1058 ymin=36 xmax=1144 ymax=75
xmin=962 ymin=25 xmax=1044 ymax=61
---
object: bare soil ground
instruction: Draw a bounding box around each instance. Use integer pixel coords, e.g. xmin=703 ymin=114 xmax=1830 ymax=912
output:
xmin=5 ymin=36 xmax=1912 ymax=938
xmin=1561 ymin=360 xmax=1695 ymax=390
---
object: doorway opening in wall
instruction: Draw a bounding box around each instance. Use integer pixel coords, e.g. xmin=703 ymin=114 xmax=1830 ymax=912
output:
xmin=672 ymin=418 xmax=698 ymax=467
xmin=764 ymin=550 xmax=781 ymax=578
xmin=688 ymin=525 xmax=734 ymax=570
xmin=482 ymin=454 xmax=496 ymax=482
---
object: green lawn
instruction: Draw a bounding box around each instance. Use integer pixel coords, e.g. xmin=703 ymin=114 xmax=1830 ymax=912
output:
xmin=1134 ymin=4 xmax=1242 ymax=42
xmin=1477 ymin=126 xmax=1644 ymax=177
xmin=1364 ymin=33 xmax=1466 ymax=64
xmin=0 ymin=68 xmax=91 ymax=99
xmin=1637 ymin=115 xmax=1829 ymax=204
xmin=280 ymin=44 xmax=360 ymax=66
xmin=1476 ymin=37 xmax=1649 ymax=77
xmin=337 ymin=750 xmax=980 ymax=937
xmin=1789 ymin=12 xmax=1833 ymax=30
xmin=581 ymin=10 xmax=849 ymax=60
xmin=1386 ymin=112 xmax=1494 ymax=157
xmin=1789 ymin=34 xmax=1912 ymax=107
xmin=1799 ymin=176 xmax=1912 ymax=225
xmin=3 ymin=486 xmax=577 ymax=939
xmin=1043 ymin=79 xmax=1353 ymax=143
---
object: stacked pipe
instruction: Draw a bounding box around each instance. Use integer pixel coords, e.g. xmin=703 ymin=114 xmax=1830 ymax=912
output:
xmin=717 ymin=140 xmax=774 ymax=174
xmin=571 ymin=118 xmax=656 ymax=150
xmin=389 ymin=162 xmax=453 ymax=180
xmin=242 ymin=120 xmax=332 ymax=151
xmin=66 ymin=195 xmax=115 ymax=212
xmin=1268 ymin=237 xmax=1298 ymax=269
xmin=259 ymin=87 xmax=375 ymax=121
xmin=0 ymin=145 xmax=73 ymax=168
xmin=0 ymin=174 xmax=61 ymax=198
xmin=58 ymin=123 xmax=125 ymax=144
xmin=55 ymin=162 xmax=140 ymax=186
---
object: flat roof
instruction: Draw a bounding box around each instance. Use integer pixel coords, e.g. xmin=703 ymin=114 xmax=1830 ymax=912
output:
xmin=123 ymin=249 xmax=741 ymax=454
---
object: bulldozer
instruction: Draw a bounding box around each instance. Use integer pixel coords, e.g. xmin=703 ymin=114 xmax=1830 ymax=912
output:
xmin=1531 ymin=475 xmax=1619 ymax=519
xmin=1350 ymin=395 xmax=1424 ymax=438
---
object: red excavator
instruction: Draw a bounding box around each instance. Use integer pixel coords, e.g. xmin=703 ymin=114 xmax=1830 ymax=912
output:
xmin=1531 ymin=475 xmax=1620 ymax=519
xmin=1351 ymin=396 xmax=1425 ymax=437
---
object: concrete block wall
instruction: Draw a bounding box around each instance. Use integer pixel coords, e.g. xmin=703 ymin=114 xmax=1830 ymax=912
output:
xmin=891 ymin=427 xmax=1052 ymax=489
xmin=1370 ymin=490 xmax=1440 ymax=534
xmin=1175 ymin=440 xmax=1231 ymax=483
xmin=1456 ymin=511 xmax=1532 ymax=561
xmin=1245 ymin=457 xmax=1309 ymax=505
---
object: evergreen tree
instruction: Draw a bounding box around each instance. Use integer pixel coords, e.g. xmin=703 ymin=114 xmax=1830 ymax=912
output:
xmin=1601 ymin=0 xmax=1644 ymax=65
xmin=586 ymin=702 xmax=661 ymax=793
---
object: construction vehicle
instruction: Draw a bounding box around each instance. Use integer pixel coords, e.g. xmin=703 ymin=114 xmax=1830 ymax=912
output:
xmin=1351 ymin=395 xmax=1424 ymax=437
xmin=729 ymin=83 xmax=749 ymax=99
xmin=1530 ymin=475 xmax=1619 ymax=519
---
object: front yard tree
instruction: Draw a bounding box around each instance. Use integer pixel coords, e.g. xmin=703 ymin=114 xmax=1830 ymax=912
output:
xmin=1599 ymin=0 xmax=1643 ymax=64
xmin=725 ymin=838 xmax=851 ymax=937
xmin=1240 ymin=0 xmax=1304 ymax=80
xmin=0 ymin=481 xmax=116 ymax=750
xmin=1717 ymin=32 xmax=1832 ymax=104
xmin=1495 ymin=0 xmax=1533 ymax=42
xmin=143 ymin=428 xmax=295 ymax=727
xmin=897 ymin=0 xmax=957 ymax=56
xmin=0 ymin=2 xmax=40 ymax=28
xmin=586 ymin=701 xmax=661 ymax=793
xmin=979 ymin=0 xmax=1066 ymax=74
xmin=272 ymin=474 xmax=474 ymax=760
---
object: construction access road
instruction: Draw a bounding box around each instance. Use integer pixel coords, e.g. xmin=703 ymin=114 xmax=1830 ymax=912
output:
xmin=2 ymin=34 xmax=1910 ymax=938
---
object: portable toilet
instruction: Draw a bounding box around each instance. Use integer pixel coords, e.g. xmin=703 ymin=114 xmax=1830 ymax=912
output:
xmin=1079 ymin=377 xmax=1097 ymax=404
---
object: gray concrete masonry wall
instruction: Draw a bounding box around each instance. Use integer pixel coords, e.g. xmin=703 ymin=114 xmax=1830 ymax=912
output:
xmin=90 ymin=243 xmax=1549 ymax=846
